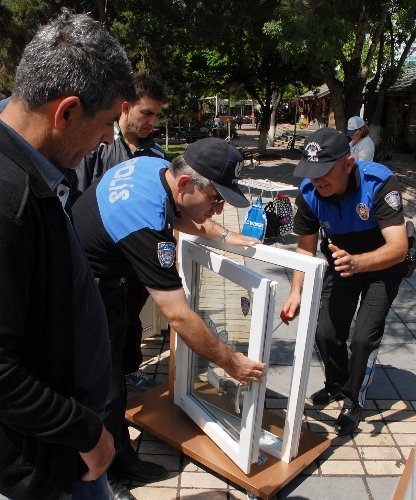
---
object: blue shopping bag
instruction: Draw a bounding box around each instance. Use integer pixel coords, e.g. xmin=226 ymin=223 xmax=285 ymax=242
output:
xmin=241 ymin=196 xmax=267 ymax=242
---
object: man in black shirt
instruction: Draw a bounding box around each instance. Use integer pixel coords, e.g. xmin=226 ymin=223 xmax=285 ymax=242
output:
xmin=76 ymin=73 xmax=165 ymax=192
xmin=77 ymin=74 xmax=166 ymax=395
xmin=0 ymin=9 xmax=135 ymax=499
xmin=73 ymin=138 xmax=264 ymax=496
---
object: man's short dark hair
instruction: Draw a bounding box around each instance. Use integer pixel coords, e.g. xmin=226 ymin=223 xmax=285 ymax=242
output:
xmin=133 ymin=73 xmax=165 ymax=102
xmin=13 ymin=8 xmax=135 ymax=116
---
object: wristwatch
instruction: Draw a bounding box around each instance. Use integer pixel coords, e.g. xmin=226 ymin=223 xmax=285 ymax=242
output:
xmin=220 ymin=228 xmax=229 ymax=243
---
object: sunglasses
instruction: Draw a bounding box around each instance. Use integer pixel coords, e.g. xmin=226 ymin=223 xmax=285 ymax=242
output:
xmin=195 ymin=183 xmax=225 ymax=207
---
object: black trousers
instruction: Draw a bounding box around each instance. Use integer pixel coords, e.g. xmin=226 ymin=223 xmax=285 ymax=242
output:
xmin=123 ymin=271 xmax=149 ymax=374
xmin=97 ymin=280 xmax=138 ymax=474
xmin=316 ymin=267 xmax=403 ymax=407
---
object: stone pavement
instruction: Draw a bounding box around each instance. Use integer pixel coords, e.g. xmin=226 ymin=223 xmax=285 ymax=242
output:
xmin=125 ymin=124 xmax=416 ymax=499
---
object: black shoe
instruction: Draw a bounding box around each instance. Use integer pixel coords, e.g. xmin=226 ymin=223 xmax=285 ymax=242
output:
xmin=115 ymin=459 xmax=168 ymax=485
xmin=108 ymin=479 xmax=135 ymax=500
xmin=310 ymin=387 xmax=344 ymax=405
xmin=334 ymin=403 xmax=361 ymax=435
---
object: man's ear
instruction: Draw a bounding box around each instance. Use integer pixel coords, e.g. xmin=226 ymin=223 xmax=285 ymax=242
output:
xmin=176 ymin=175 xmax=193 ymax=194
xmin=121 ymin=101 xmax=130 ymax=115
xmin=345 ymin=155 xmax=356 ymax=173
xmin=54 ymin=96 xmax=82 ymax=129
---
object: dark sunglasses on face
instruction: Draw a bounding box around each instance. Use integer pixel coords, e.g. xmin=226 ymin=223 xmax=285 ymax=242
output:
xmin=195 ymin=183 xmax=225 ymax=207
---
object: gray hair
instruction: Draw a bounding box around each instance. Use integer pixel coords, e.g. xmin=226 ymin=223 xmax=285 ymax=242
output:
xmin=12 ymin=8 xmax=135 ymax=116
xmin=169 ymin=155 xmax=211 ymax=188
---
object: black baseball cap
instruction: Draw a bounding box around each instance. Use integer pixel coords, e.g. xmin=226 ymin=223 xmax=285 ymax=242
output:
xmin=183 ymin=137 xmax=249 ymax=208
xmin=293 ymin=127 xmax=351 ymax=178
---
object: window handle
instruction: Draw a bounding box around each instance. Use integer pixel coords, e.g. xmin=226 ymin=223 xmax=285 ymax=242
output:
xmin=235 ymin=381 xmax=251 ymax=414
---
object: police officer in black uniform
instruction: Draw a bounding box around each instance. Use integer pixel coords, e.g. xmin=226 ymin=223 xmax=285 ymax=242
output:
xmin=73 ymin=138 xmax=264 ymax=497
xmin=281 ymin=128 xmax=408 ymax=436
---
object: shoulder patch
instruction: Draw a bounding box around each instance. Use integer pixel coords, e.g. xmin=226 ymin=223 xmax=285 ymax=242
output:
xmin=384 ymin=191 xmax=400 ymax=210
xmin=158 ymin=242 xmax=176 ymax=268
xmin=356 ymin=203 xmax=370 ymax=220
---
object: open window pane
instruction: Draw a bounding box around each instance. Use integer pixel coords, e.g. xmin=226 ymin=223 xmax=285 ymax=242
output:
xmin=175 ymin=236 xmax=325 ymax=473
xmin=175 ymin=240 xmax=276 ymax=473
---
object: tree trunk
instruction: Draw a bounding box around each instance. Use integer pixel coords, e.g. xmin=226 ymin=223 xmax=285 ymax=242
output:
xmin=324 ymin=76 xmax=345 ymax=130
xmin=258 ymin=126 xmax=268 ymax=154
xmin=268 ymin=89 xmax=282 ymax=146
xmin=369 ymin=77 xmax=391 ymax=159
xmin=343 ymin=75 xmax=366 ymax=119
xmin=96 ymin=0 xmax=108 ymax=26
xmin=369 ymin=85 xmax=388 ymax=143
xmin=369 ymin=123 xmax=383 ymax=159
xmin=258 ymin=104 xmax=272 ymax=155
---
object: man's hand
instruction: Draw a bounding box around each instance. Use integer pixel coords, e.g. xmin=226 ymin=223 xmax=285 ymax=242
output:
xmin=280 ymin=291 xmax=301 ymax=325
xmin=79 ymin=425 xmax=115 ymax=481
xmin=149 ymin=288 xmax=265 ymax=385
xmin=329 ymin=224 xmax=408 ymax=276
xmin=174 ymin=217 xmax=260 ymax=247
xmin=224 ymin=351 xmax=266 ymax=385
xmin=279 ymin=235 xmax=316 ymax=323
xmin=225 ymin=231 xmax=261 ymax=247
xmin=328 ymin=243 xmax=357 ymax=277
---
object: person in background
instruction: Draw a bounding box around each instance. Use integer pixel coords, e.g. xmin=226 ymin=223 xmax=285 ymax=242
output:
xmin=235 ymin=115 xmax=243 ymax=130
xmin=76 ymin=73 xmax=165 ymax=193
xmin=77 ymin=73 xmax=165 ymax=393
xmin=0 ymin=9 xmax=135 ymax=499
xmin=72 ymin=138 xmax=265 ymax=496
xmin=281 ymin=127 xmax=407 ymax=436
xmin=213 ymin=115 xmax=221 ymax=128
xmin=347 ymin=115 xmax=375 ymax=161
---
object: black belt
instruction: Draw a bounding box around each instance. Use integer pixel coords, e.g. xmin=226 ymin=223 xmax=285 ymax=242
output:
xmin=95 ymin=276 xmax=127 ymax=290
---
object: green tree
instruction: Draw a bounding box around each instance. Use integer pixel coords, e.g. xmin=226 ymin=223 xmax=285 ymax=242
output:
xmin=265 ymin=0 xmax=416 ymax=142
xmin=265 ymin=1 xmax=383 ymax=131
xmin=5 ymin=0 xmax=414 ymax=159
xmin=0 ymin=1 xmax=106 ymax=95
xmin=365 ymin=2 xmax=416 ymax=156
xmin=179 ymin=0 xmax=319 ymax=153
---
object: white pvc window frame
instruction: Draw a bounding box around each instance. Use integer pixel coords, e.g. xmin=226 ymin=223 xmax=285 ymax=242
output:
xmin=175 ymin=235 xmax=326 ymax=472
xmin=175 ymin=239 xmax=277 ymax=473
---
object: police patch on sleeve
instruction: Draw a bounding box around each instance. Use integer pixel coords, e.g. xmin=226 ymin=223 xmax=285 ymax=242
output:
xmin=158 ymin=242 xmax=176 ymax=268
xmin=384 ymin=191 xmax=401 ymax=210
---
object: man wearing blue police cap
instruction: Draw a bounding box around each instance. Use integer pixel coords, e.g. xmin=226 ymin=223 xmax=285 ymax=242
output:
xmin=281 ymin=127 xmax=408 ymax=435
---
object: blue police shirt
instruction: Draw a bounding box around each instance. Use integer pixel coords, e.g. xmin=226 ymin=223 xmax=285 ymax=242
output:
xmin=294 ymin=161 xmax=405 ymax=256
xmin=73 ymin=156 xmax=183 ymax=291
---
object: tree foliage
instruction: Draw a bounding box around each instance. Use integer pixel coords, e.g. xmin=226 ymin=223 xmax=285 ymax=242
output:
xmin=1 ymin=0 xmax=415 ymax=153
xmin=264 ymin=0 xmax=416 ymax=135
xmin=173 ymin=0 xmax=320 ymax=152
xmin=0 ymin=0 xmax=104 ymax=95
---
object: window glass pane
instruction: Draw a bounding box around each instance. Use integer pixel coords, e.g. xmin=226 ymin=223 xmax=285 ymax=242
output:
xmin=189 ymin=263 xmax=252 ymax=442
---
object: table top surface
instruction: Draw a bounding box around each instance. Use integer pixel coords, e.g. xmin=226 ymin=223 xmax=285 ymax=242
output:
xmin=238 ymin=178 xmax=297 ymax=192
